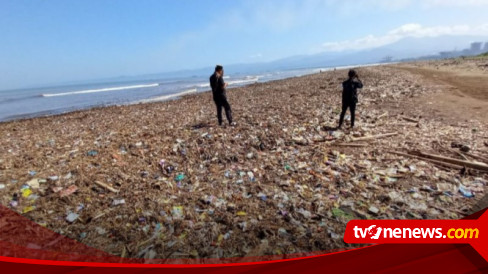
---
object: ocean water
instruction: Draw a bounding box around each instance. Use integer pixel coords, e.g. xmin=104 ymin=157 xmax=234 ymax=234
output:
xmin=0 ymin=64 xmax=380 ymax=122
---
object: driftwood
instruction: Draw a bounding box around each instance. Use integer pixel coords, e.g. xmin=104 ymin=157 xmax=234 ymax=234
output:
xmin=411 ymin=151 xmax=488 ymax=171
xmin=391 ymin=122 xmax=417 ymax=127
xmin=464 ymin=152 xmax=488 ymax=164
xmin=335 ymin=143 xmax=368 ymax=147
xmin=402 ymin=116 xmax=419 ymax=123
xmin=436 ymin=141 xmax=469 ymax=161
xmin=377 ymin=112 xmax=388 ymax=120
xmin=388 ymin=151 xmax=463 ymax=170
xmin=352 ymin=132 xmax=398 ymax=142
xmin=95 ymin=181 xmax=119 ymax=193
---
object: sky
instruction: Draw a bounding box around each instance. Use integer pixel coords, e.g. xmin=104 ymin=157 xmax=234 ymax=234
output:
xmin=1 ymin=0 xmax=488 ymax=90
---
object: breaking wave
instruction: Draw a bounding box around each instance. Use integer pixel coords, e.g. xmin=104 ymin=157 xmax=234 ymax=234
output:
xmin=42 ymin=83 xmax=159 ymax=97
xmin=132 ymin=88 xmax=198 ymax=104
xmin=227 ymin=77 xmax=259 ymax=86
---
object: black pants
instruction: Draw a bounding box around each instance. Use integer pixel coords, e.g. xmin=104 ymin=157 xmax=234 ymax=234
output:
xmin=214 ymin=96 xmax=232 ymax=125
xmin=339 ymin=100 xmax=356 ymax=128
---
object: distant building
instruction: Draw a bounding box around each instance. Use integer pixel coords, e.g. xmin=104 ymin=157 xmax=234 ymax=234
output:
xmin=470 ymin=42 xmax=483 ymax=53
xmin=483 ymin=42 xmax=488 ymax=52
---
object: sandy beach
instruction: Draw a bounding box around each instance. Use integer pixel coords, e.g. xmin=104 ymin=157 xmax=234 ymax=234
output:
xmin=0 ymin=58 xmax=487 ymax=259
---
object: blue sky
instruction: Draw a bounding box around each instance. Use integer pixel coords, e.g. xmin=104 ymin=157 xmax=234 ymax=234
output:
xmin=1 ymin=0 xmax=487 ymax=90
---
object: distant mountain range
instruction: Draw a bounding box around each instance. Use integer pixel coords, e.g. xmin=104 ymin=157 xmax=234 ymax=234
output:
xmin=149 ymin=34 xmax=488 ymax=78
xmin=61 ymin=34 xmax=488 ymax=85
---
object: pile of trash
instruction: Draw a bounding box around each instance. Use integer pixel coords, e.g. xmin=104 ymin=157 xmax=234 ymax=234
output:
xmin=0 ymin=63 xmax=486 ymax=259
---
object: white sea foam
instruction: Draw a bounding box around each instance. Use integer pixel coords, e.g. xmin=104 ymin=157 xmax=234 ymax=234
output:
xmin=132 ymin=88 xmax=198 ymax=104
xmin=42 ymin=83 xmax=159 ymax=97
xmin=227 ymin=77 xmax=259 ymax=86
xmin=191 ymin=77 xmax=258 ymax=88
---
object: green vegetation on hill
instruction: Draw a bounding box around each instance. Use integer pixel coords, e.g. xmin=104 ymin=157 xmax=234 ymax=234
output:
xmin=470 ymin=52 xmax=488 ymax=59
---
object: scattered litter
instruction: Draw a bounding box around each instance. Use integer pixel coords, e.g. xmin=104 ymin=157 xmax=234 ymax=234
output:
xmin=59 ymin=185 xmax=78 ymax=197
xmin=22 ymin=206 xmax=35 ymax=214
xmin=26 ymin=178 xmax=41 ymax=189
xmin=76 ymin=204 xmax=85 ymax=211
xmin=21 ymin=188 xmax=32 ymax=198
xmin=66 ymin=212 xmax=79 ymax=223
xmin=459 ymin=185 xmax=475 ymax=198
xmin=171 ymin=206 xmax=184 ymax=219
xmin=87 ymin=150 xmax=98 ymax=156
xmin=112 ymin=199 xmax=126 ymax=206
xmin=175 ymin=174 xmax=185 ymax=182
xmin=94 ymin=181 xmax=119 ymax=193
xmin=0 ymin=60 xmax=486 ymax=259
xmin=368 ymin=206 xmax=380 ymax=215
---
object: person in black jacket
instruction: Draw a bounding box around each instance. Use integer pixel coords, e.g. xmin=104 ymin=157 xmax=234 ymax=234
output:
xmin=338 ymin=69 xmax=363 ymax=129
xmin=209 ymin=65 xmax=233 ymax=126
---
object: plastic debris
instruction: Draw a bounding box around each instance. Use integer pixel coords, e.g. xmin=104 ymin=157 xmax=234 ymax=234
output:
xmin=459 ymin=185 xmax=475 ymax=198
xmin=112 ymin=199 xmax=126 ymax=206
xmin=0 ymin=58 xmax=486 ymax=260
xmin=257 ymin=192 xmax=267 ymax=201
xmin=21 ymin=188 xmax=32 ymax=198
xmin=87 ymin=150 xmax=98 ymax=156
xmin=66 ymin=212 xmax=79 ymax=223
xmin=171 ymin=206 xmax=184 ymax=219
xmin=59 ymin=185 xmax=78 ymax=197
xmin=76 ymin=204 xmax=85 ymax=211
xmin=22 ymin=206 xmax=36 ymax=214
xmin=368 ymin=206 xmax=380 ymax=215
xmin=175 ymin=174 xmax=185 ymax=182
xmin=26 ymin=178 xmax=41 ymax=189
xmin=96 ymin=227 xmax=107 ymax=235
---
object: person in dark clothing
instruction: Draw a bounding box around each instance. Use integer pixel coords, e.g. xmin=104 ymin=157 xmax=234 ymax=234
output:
xmin=209 ymin=65 xmax=233 ymax=126
xmin=338 ymin=69 xmax=363 ymax=129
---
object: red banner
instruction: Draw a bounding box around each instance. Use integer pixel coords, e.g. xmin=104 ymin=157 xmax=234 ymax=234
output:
xmin=344 ymin=210 xmax=488 ymax=260
xmin=0 ymin=204 xmax=487 ymax=272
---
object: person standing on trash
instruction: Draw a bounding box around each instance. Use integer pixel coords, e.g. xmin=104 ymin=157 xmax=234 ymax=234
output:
xmin=338 ymin=69 xmax=363 ymax=129
xmin=210 ymin=65 xmax=234 ymax=126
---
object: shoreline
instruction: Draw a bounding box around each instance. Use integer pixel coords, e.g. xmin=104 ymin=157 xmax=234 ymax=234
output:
xmin=0 ymin=62 xmax=391 ymax=124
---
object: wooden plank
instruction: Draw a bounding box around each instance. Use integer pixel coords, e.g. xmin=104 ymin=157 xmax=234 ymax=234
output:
xmin=95 ymin=181 xmax=119 ymax=193
xmin=352 ymin=132 xmax=398 ymax=142
xmin=402 ymin=116 xmax=419 ymax=123
xmin=412 ymin=151 xmax=488 ymax=171
xmin=335 ymin=143 xmax=368 ymax=147
xmin=387 ymin=151 xmax=463 ymax=170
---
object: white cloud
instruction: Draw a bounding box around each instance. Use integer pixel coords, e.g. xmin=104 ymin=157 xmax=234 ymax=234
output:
xmin=232 ymin=0 xmax=488 ymax=32
xmin=318 ymin=0 xmax=488 ymax=15
xmin=321 ymin=23 xmax=488 ymax=51
xmin=422 ymin=0 xmax=488 ymax=8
